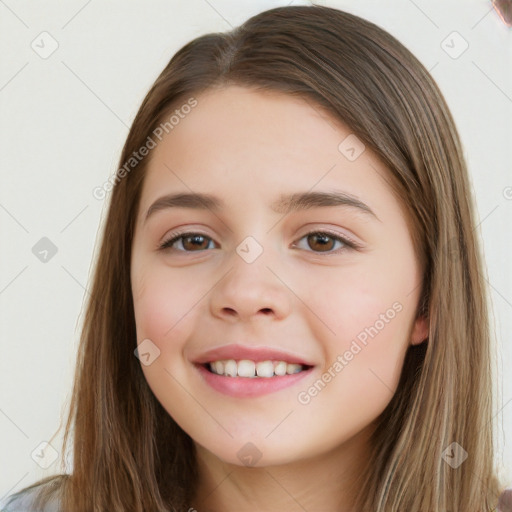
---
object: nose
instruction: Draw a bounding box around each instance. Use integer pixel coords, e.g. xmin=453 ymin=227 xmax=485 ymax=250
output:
xmin=209 ymin=247 xmax=292 ymax=323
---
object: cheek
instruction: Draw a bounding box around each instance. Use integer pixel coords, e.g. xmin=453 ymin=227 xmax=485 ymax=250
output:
xmin=295 ymin=279 xmax=410 ymax=442
xmin=316 ymin=267 xmax=408 ymax=337
xmin=131 ymin=268 xmax=199 ymax=352
xmin=305 ymin=265 xmax=414 ymax=386
xmin=132 ymin=268 xmax=204 ymax=426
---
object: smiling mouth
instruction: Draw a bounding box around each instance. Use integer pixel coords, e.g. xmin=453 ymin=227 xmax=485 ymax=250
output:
xmin=202 ymin=360 xmax=313 ymax=378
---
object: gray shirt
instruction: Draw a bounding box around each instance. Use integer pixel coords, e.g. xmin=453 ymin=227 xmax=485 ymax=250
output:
xmin=2 ymin=484 xmax=512 ymax=511
xmin=0 ymin=486 xmax=60 ymax=512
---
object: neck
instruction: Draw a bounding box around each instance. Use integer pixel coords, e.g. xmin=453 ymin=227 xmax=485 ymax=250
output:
xmin=191 ymin=427 xmax=373 ymax=512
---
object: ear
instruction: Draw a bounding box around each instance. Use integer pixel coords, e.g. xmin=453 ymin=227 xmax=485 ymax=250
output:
xmin=411 ymin=314 xmax=429 ymax=345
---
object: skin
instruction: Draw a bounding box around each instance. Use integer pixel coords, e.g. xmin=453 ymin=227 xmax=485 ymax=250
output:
xmin=130 ymin=85 xmax=428 ymax=511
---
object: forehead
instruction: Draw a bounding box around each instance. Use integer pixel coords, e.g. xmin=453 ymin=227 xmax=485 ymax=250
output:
xmin=138 ymin=85 xmax=397 ymax=220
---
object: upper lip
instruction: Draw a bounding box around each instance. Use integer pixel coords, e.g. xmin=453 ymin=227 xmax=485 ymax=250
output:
xmin=192 ymin=343 xmax=315 ymax=366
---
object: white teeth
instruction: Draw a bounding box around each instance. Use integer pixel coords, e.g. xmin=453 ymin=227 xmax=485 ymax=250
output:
xmin=223 ymin=359 xmax=238 ymax=377
xmin=237 ymin=360 xmax=256 ymax=378
xmin=274 ymin=361 xmax=287 ymax=376
xmin=286 ymin=363 xmax=303 ymax=374
xmin=256 ymin=360 xmax=274 ymax=378
xmin=213 ymin=361 xmax=224 ymax=375
xmin=207 ymin=359 xmax=307 ymax=378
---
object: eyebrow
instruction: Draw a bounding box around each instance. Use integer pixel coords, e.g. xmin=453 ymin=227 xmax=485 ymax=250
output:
xmin=144 ymin=190 xmax=379 ymax=224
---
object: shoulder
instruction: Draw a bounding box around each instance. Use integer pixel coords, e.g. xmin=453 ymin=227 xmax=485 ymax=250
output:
xmin=498 ymin=487 xmax=512 ymax=512
xmin=1 ymin=483 xmax=61 ymax=512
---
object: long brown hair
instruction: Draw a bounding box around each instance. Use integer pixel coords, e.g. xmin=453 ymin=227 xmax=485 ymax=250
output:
xmin=6 ymin=5 xmax=507 ymax=511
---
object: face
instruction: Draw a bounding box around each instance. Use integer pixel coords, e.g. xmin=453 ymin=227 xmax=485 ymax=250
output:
xmin=130 ymin=85 xmax=428 ymax=468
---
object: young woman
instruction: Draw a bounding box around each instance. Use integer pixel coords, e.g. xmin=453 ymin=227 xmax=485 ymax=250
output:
xmin=2 ymin=4 xmax=511 ymax=511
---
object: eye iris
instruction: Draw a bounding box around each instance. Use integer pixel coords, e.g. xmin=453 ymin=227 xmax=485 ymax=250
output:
xmin=183 ymin=235 xmax=209 ymax=251
xmin=308 ymin=233 xmax=334 ymax=252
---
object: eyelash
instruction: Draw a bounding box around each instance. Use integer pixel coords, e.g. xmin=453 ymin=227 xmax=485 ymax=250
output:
xmin=158 ymin=229 xmax=360 ymax=255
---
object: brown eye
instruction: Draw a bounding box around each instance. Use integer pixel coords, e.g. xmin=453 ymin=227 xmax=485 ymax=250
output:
xmin=293 ymin=230 xmax=357 ymax=255
xmin=159 ymin=233 xmax=215 ymax=251
xmin=159 ymin=230 xmax=357 ymax=255
xmin=181 ymin=234 xmax=210 ymax=251
xmin=306 ymin=233 xmax=336 ymax=252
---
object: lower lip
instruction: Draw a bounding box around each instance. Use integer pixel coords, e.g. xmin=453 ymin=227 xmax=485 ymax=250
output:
xmin=194 ymin=363 xmax=314 ymax=398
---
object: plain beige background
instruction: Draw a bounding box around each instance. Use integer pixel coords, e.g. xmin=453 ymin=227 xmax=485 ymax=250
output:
xmin=1 ymin=0 xmax=511 ymax=502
